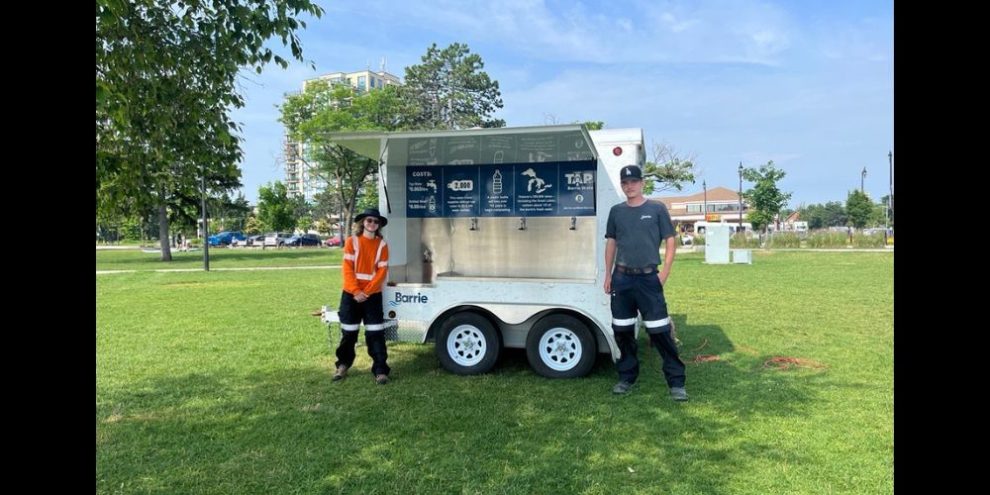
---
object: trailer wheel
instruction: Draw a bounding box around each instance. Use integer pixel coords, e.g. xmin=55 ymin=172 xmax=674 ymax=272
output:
xmin=436 ymin=312 xmax=501 ymax=375
xmin=526 ymin=314 xmax=596 ymax=378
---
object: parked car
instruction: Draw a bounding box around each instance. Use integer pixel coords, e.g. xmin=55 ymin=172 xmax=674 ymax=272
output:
xmin=324 ymin=236 xmax=343 ymax=247
xmin=233 ymin=234 xmax=265 ymax=247
xmin=208 ymin=231 xmax=246 ymax=246
xmin=263 ymin=232 xmax=291 ymax=248
xmin=286 ymin=233 xmax=322 ymax=247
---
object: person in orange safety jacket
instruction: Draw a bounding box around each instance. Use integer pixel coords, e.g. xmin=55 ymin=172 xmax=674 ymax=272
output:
xmin=332 ymin=208 xmax=392 ymax=385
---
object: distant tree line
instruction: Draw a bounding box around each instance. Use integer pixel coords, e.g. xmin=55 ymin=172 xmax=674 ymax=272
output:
xmin=800 ymin=192 xmax=891 ymax=230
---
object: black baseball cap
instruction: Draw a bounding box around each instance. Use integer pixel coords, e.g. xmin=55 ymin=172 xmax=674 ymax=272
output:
xmin=619 ymin=165 xmax=643 ymax=181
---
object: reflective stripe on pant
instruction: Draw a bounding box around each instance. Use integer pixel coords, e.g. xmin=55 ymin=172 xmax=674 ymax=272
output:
xmin=335 ymin=291 xmax=390 ymax=376
xmin=610 ymin=270 xmax=685 ymax=387
xmin=334 ymin=330 xmax=391 ymax=376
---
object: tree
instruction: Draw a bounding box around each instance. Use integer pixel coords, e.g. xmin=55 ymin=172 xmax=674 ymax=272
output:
xmin=821 ymin=201 xmax=848 ymax=228
xmin=642 ymin=143 xmax=696 ymax=195
xmin=244 ymin=215 xmax=264 ymax=236
xmin=845 ymin=190 xmax=873 ymax=229
xmin=312 ymin=189 xmax=342 ymax=238
xmin=280 ymin=81 xmax=403 ymax=238
xmin=296 ymin=215 xmax=314 ymax=233
xmin=741 ymin=161 xmax=792 ymax=233
xmin=208 ymin=192 xmax=251 ymax=232
xmin=291 ymin=195 xmax=313 ymax=232
xmin=96 ymin=0 xmax=323 ymax=261
xmin=801 ymin=203 xmax=825 ymax=230
xmin=402 ymin=43 xmax=505 ymax=129
xmin=257 ymin=182 xmax=295 ymax=233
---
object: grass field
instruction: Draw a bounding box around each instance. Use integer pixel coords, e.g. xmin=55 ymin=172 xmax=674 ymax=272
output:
xmin=96 ymin=250 xmax=893 ymax=494
xmin=96 ymin=246 xmax=343 ymax=271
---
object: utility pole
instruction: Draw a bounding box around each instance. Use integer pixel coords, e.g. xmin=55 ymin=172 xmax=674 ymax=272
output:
xmin=861 ymin=166 xmax=867 ymax=194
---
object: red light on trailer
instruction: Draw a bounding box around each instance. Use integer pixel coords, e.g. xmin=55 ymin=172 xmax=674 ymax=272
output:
xmin=612 ymin=147 xmax=623 ymax=156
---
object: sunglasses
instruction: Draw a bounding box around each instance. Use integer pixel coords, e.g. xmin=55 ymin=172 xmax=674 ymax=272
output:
xmin=364 ymin=218 xmax=380 ymax=225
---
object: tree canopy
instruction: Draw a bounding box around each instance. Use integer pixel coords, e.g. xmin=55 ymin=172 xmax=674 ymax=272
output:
xmin=279 ymin=81 xmax=405 ymax=237
xmin=257 ymin=182 xmax=296 ymax=232
xmin=801 ymin=201 xmax=847 ymax=230
xmin=96 ymin=0 xmax=323 ymax=260
xmin=281 ymin=44 xmax=506 ymax=236
xmin=741 ymin=161 xmax=792 ymax=233
xmin=643 ymin=143 xmax=696 ymax=195
xmin=402 ymin=43 xmax=505 ymax=129
xmin=845 ymin=190 xmax=873 ymax=229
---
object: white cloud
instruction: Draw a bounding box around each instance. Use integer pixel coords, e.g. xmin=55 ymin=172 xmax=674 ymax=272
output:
xmin=230 ymin=0 xmax=892 ymax=207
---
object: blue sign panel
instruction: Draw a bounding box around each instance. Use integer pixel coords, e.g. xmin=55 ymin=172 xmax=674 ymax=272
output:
xmin=514 ymin=163 xmax=558 ymax=217
xmin=442 ymin=167 xmax=480 ymax=217
xmin=406 ymin=166 xmax=442 ymax=217
xmin=406 ymin=160 xmax=595 ymax=218
xmin=480 ymin=165 xmax=514 ymax=216
xmin=557 ymin=163 xmax=596 ymax=216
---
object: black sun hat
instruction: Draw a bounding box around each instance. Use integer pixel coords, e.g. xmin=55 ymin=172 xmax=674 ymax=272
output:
xmin=354 ymin=208 xmax=388 ymax=227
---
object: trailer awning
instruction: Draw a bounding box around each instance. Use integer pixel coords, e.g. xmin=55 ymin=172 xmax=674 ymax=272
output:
xmin=326 ymin=124 xmax=598 ymax=165
xmin=323 ymin=131 xmax=389 ymax=161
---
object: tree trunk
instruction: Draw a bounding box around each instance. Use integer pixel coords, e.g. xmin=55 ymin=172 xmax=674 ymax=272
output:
xmin=158 ymin=202 xmax=173 ymax=261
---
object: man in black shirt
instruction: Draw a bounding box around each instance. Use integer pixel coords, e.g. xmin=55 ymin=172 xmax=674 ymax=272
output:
xmin=604 ymin=165 xmax=688 ymax=401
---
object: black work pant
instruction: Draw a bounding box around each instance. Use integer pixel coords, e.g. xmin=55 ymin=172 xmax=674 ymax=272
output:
xmin=610 ymin=271 xmax=686 ymax=388
xmin=335 ymin=291 xmax=391 ymax=376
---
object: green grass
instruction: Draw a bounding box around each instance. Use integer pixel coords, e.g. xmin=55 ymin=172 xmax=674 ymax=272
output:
xmin=97 ymin=251 xmax=893 ymax=495
xmin=96 ymin=247 xmax=343 ymax=271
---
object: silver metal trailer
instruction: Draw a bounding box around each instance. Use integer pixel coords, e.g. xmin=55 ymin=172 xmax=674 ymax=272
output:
xmin=326 ymin=125 xmax=645 ymax=378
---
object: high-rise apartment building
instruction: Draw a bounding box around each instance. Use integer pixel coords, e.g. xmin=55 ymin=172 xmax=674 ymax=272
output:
xmin=284 ymin=69 xmax=401 ymax=200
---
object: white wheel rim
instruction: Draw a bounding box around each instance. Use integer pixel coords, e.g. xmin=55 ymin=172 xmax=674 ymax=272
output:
xmin=447 ymin=324 xmax=487 ymax=366
xmin=538 ymin=327 xmax=582 ymax=371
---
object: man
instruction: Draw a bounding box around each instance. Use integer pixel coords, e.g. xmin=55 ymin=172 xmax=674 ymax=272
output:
xmin=604 ymin=165 xmax=688 ymax=401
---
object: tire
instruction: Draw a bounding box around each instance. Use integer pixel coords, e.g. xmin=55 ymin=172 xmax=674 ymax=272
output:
xmin=436 ymin=312 xmax=502 ymax=375
xmin=526 ymin=314 xmax=596 ymax=378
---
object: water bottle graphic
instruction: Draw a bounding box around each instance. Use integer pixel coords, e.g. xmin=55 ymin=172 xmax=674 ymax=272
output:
xmin=428 ymin=195 xmax=436 ymax=214
xmin=493 ymin=150 xmax=504 ymax=163
xmin=492 ymin=169 xmax=503 ymax=194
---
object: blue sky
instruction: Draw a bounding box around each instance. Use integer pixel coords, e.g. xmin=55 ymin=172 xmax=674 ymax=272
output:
xmin=230 ymin=0 xmax=893 ymax=208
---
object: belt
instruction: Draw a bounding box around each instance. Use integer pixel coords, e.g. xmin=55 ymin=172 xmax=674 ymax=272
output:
xmin=615 ymin=265 xmax=656 ymax=275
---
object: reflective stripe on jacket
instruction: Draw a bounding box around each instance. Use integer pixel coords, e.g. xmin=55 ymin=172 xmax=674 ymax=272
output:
xmin=342 ymin=235 xmax=389 ymax=295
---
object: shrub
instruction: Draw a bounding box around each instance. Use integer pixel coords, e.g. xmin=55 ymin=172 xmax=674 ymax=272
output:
xmin=767 ymin=232 xmax=802 ymax=248
xmin=730 ymin=233 xmax=761 ymax=248
xmin=852 ymin=233 xmax=885 ymax=248
xmin=806 ymin=232 xmax=849 ymax=248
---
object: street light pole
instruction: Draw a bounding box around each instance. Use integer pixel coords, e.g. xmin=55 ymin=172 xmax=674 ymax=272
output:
xmin=861 ymin=166 xmax=867 ymax=194
xmin=887 ymin=151 xmax=894 ymax=229
xmin=738 ymin=163 xmax=744 ymax=227
xmin=702 ymin=180 xmax=707 ymax=222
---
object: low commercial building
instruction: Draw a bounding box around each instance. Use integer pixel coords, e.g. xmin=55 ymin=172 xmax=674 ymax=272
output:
xmin=651 ymin=186 xmax=748 ymax=232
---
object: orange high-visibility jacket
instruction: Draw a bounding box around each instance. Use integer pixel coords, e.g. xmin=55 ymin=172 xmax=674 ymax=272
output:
xmin=342 ymin=235 xmax=389 ymax=295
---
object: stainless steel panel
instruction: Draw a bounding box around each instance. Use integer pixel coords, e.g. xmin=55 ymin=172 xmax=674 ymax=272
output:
xmin=410 ymin=217 xmax=597 ymax=280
